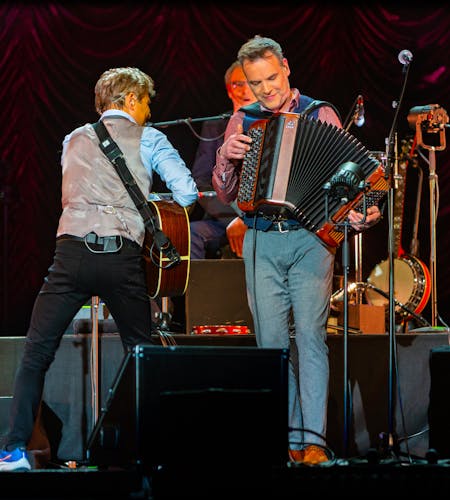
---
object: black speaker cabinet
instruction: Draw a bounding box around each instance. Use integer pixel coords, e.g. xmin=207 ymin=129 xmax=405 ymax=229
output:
xmin=429 ymin=345 xmax=450 ymax=457
xmin=86 ymin=344 xmax=289 ymax=472
xmin=185 ymin=259 xmax=254 ymax=334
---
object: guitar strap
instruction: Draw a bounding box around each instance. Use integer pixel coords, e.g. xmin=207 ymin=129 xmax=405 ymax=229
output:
xmin=92 ymin=120 xmax=180 ymax=267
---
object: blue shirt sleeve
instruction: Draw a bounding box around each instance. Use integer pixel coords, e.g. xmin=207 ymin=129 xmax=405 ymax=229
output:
xmin=140 ymin=126 xmax=198 ymax=207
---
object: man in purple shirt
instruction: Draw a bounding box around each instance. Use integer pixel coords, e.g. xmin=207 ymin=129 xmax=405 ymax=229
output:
xmin=212 ymin=36 xmax=381 ymax=465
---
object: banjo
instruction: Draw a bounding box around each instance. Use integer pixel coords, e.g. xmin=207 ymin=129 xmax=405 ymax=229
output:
xmin=365 ymin=137 xmax=431 ymax=323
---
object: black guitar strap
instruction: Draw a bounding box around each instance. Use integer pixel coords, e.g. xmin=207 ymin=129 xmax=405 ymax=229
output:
xmin=92 ymin=120 xmax=180 ymax=266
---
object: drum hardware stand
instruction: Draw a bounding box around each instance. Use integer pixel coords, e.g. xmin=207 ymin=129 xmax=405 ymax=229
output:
xmin=407 ymin=104 xmax=449 ymax=327
xmin=323 ymin=161 xmax=368 ymax=458
xmin=154 ymin=296 xmax=177 ymax=346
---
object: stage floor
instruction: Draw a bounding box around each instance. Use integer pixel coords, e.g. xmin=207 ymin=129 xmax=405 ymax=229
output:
xmin=3 ymin=332 xmax=450 ymax=498
xmin=3 ymin=456 xmax=450 ymax=499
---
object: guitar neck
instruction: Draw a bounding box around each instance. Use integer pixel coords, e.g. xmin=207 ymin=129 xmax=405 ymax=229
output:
xmin=393 ymin=159 xmax=407 ymax=257
xmin=393 ymin=138 xmax=414 ymax=257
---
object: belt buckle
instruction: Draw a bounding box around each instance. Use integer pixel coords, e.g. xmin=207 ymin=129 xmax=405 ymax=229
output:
xmin=276 ymin=221 xmax=289 ymax=233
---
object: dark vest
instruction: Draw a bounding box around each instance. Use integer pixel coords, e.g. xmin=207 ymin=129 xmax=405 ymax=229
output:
xmin=241 ymin=94 xmax=328 ymax=133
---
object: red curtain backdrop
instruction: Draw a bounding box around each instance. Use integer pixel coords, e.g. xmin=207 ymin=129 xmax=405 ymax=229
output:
xmin=1 ymin=2 xmax=449 ymax=335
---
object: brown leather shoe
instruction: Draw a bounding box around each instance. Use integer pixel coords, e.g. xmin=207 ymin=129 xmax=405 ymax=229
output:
xmin=302 ymin=445 xmax=329 ymax=465
xmin=288 ymin=449 xmax=305 ymax=462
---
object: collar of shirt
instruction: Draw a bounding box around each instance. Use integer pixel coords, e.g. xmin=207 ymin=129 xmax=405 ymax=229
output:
xmin=100 ymin=109 xmax=137 ymax=124
xmin=258 ymin=88 xmax=300 ymax=113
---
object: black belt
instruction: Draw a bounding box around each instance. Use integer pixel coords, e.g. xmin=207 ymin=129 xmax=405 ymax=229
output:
xmin=56 ymin=233 xmax=140 ymax=252
xmin=243 ymin=214 xmax=303 ymax=232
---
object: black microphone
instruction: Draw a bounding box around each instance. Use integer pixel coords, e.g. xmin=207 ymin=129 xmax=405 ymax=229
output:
xmin=354 ymin=95 xmax=365 ymax=127
xmin=323 ymin=161 xmax=366 ymax=204
xmin=398 ymin=49 xmax=413 ymax=73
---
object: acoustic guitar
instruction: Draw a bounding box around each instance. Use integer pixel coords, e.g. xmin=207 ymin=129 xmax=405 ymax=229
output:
xmin=142 ymin=199 xmax=190 ymax=299
xmin=365 ymin=137 xmax=431 ymax=323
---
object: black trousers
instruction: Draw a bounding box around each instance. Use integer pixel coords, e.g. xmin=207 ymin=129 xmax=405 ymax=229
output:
xmin=5 ymin=238 xmax=154 ymax=449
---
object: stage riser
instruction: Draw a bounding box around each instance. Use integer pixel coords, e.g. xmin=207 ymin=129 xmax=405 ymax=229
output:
xmin=1 ymin=333 xmax=447 ymax=462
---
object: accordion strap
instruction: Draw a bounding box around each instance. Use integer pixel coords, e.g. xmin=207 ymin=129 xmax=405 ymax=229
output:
xmin=92 ymin=120 xmax=180 ymax=266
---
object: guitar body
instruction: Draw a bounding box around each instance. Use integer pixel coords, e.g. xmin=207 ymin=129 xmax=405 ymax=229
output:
xmin=143 ymin=200 xmax=190 ymax=299
xmin=366 ymin=254 xmax=431 ymax=321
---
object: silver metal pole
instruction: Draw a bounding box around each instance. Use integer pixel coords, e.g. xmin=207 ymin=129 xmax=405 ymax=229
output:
xmin=428 ymin=149 xmax=438 ymax=326
xmin=91 ymin=296 xmax=100 ymax=428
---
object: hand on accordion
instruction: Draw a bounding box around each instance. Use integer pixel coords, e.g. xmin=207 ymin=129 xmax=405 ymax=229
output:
xmin=219 ymin=123 xmax=252 ymax=160
xmin=347 ymin=205 xmax=381 ymax=232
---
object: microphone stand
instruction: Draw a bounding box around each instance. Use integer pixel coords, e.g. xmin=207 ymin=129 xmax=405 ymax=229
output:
xmin=324 ymin=182 xmax=367 ymax=459
xmin=147 ymin=112 xmax=232 ymax=128
xmin=378 ymin=54 xmax=412 ymax=461
xmin=340 ymin=215 xmax=352 ymax=458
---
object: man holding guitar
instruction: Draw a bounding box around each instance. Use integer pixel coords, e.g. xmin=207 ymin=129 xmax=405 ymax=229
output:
xmin=0 ymin=67 xmax=198 ymax=471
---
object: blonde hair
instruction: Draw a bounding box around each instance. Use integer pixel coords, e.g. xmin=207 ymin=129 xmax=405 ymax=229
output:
xmin=94 ymin=67 xmax=155 ymax=114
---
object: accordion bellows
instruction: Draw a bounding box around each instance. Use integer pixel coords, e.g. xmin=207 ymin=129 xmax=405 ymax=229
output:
xmin=237 ymin=112 xmax=388 ymax=247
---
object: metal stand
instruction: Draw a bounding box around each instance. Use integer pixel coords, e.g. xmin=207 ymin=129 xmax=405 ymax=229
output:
xmin=324 ymin=174 xmax=367 ymax=458
xmin=407 ymin=103 xmax=448 ymax=326
xmin=340 ymin=220 xmax=352 ymax=457
xmin=147 ymin=112 xmax=231 ymax=129
xmin=428 ymin=149 xmax=438 ymax=326
xmin=354 ymin=233 xmax=363 ymax=305
xmin=90 ymin=296 xmax=100 ymax=429
xmin=376 ymin=50 xmax=413 ymax=460
xmin=154 ymin=296 xmax=177 ymax=346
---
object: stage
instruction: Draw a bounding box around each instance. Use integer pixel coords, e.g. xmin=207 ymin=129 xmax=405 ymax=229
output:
xmin=2 ymin=331 xmax=450 ymax=497
xmin=2 ymin=450 xmax=450 ymax=498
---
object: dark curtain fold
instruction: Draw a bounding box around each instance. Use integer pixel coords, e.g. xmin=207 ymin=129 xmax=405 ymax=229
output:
xmin=1 ymin=2 xmax=449 ymax=335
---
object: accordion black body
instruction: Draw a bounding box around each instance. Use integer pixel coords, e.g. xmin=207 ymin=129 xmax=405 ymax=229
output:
xmin=237 ymin=112 xmax=389 ymax=247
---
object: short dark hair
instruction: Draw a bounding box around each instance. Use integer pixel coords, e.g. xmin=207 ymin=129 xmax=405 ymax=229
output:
xmin=237 ymin=35 xmax=284 ymax=65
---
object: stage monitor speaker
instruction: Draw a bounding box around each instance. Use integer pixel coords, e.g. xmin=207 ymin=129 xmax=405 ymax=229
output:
xmin=428 ymin=345 xmax=450 ymax=457
xmin=86 ymin=344 xmax=289 ymax=473
xmin=185 ymin=259 xmax=254 ymax=334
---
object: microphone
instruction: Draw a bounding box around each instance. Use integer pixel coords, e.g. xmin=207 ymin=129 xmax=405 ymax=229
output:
xmin=323 ymin=161 xmax=366 ymax=204
xmin=398 ymin=49 xmax=413 ymax=66
xmin=354 ymin=95 xmax=365 ymax=127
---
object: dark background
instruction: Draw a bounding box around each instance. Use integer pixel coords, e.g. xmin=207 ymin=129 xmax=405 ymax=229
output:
xmin=1 ymin=2 xmax=450 ymax=336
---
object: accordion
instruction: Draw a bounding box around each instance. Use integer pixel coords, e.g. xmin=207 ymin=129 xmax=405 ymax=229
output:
xmin=237 ymin=112 xmax=389 ymax=247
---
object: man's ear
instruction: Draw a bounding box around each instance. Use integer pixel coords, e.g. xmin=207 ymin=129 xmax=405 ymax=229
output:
xmin=125 ymin=92 xmax=136 ymax=109
xmin=282 ymin=58 xmax=291 ymax=77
